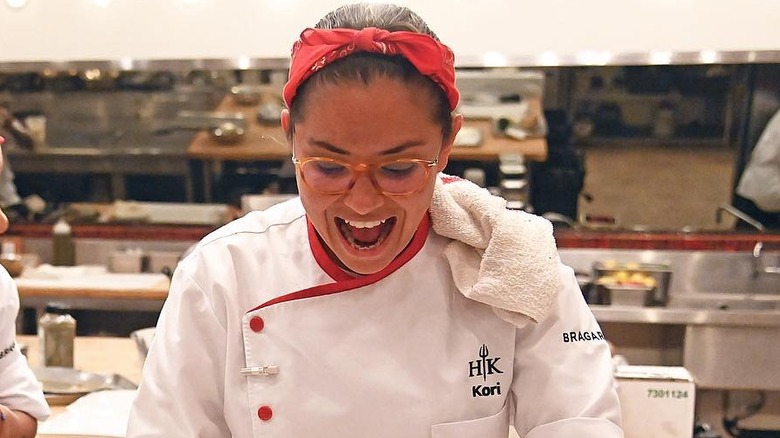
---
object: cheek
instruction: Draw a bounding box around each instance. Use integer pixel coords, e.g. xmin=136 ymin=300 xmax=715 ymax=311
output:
xmin=298 ymin=185 xmax=337 ymax=224
xmin=402 ymin=185 xmax=436 ymax=225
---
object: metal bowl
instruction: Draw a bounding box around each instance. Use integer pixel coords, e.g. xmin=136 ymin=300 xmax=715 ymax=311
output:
xmin=230 ymin=85 xmax=263 ymax=106
xmin=210 ymin=122 xmax=245 ymax=145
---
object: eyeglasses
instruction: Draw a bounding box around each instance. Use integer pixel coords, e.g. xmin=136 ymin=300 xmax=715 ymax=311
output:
xmin=291 ymin=155 xmax=439 ymax=195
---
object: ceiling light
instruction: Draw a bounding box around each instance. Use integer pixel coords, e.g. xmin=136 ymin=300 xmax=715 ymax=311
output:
xmin=6 ymin=0 xmax=28 ymax=9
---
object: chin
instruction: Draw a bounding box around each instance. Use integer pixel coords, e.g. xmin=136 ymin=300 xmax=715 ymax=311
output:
xmin=342 ymin=258 xmax=392 ymax=275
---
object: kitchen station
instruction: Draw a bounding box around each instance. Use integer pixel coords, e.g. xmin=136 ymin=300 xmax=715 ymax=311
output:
xmin=1 ymin=1 xmax=780 ymax=437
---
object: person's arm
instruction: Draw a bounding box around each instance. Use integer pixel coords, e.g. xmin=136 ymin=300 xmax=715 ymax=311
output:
xmin=0 ymin=272 xmax=49 ymax=436
xmin=0 ymin=405 xmax=37 ymax=438
xmin=126 ymin=256 xmax=231 ymax=437
xmin=510 ymin=263 xmax=622 ymax=437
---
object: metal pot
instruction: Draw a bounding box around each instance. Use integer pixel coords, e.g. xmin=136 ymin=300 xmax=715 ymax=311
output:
xmin=210 ymin=121 xmax=245 ymax=145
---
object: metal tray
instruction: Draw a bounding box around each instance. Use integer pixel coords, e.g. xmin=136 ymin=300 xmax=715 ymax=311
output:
xmin=32 ymin=367 xmax=137 ymax=406
xmin=596 ymin=284 xmax=656 ymax=307
xmin=592 ymin=261 xmax=673 ymax=306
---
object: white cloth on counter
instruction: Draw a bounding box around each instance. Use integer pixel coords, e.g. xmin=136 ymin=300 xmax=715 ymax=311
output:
xmin=20 ymin=263 xmax=108 ymax=279
xmin=37 ymin=389 xmax=136 ymax=437
xmin=17 ymin=264 xmax=168 ymax=290
xmin=430 ymin=175 xmax=561 ymax=328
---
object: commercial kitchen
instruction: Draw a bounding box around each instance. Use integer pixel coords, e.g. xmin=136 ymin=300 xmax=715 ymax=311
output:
xmin=1 ymin=1 xmax=780 ymax=437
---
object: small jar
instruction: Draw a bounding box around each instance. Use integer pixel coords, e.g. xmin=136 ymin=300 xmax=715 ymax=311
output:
xmin=52 ymin=218 xmax=75 ymax=266
xmin=37 ymin=304 xmax=77 ymax=368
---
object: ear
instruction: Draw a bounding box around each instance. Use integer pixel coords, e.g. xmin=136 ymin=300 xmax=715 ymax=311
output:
xmin=281 ymin=109 xmax=293 ymax=148
xmin=436 ymin=114 xmax=463 ymax=172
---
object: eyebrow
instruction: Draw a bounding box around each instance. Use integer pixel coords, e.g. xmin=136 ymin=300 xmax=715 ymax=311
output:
xmin=309 ymin=139 xmax=427 ymax=156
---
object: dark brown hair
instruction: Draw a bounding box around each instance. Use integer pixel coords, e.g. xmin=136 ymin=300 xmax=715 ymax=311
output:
xmin=287 ymin=3 xmax=454 ymax=140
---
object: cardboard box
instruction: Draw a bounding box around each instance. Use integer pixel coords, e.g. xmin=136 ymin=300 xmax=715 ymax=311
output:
xmin=615 ymin=365 xmax=696 ymax=438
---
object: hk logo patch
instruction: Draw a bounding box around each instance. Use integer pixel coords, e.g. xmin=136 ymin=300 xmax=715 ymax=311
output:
xmin=468 ymin=344 xmax=503 ymax=397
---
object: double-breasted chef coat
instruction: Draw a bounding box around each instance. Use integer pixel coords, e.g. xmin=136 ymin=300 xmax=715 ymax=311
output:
xmin=0 ymin=268 xmax=50 ymax=421
xmin=126 ymin=198 xmax=622 ymax=437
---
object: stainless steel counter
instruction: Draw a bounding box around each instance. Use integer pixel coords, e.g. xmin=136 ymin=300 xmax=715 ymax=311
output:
xmin=567 ymin=248 xmax=780 ymax=390
xmin=591 ymin=305 xmax=780 ymax=328
xmin=5 ymin=89 xmax=224 ymax=200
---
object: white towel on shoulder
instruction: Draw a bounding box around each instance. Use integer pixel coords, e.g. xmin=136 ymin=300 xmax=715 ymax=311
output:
xmin=430 ymin=175 xmax=561 ymax=328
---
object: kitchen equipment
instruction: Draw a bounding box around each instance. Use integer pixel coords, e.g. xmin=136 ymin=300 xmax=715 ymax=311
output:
xmin=146 ymin=250 xmax=180 ymax=275
xmin=454 ymin=126 xmax=482 ymax=147
xmin=37 ymin=304 xmax=76 ymax=368
xmin=157 ymin=111 xmax=248 ymax=145
xmin=211 ymin=121 xmax=245 ymax=144
xmin=24 ymin=114 xmax=47 ymax=148
xmin=597 ymin=283 xmax=655 ymax=307
xmin=230 ymin=84 xmax=269 ymax=106
xmin=241 ymin=194 xmax=296 ymax=213
xmin=32 ymin=367 xmax=137 ymax=406
xmin=0 ymin=241 xmax=24 ymax=277
xmin=574 ymin=271 xmax=594 ymax=303
xmin=256 ymin=100 xmax=284 ymax=125
xmin=593 ymin=261 xmax=672 ymax=306
xmin=52 ymin=218 xmax=75 ymax=266
xmin=110 ymin=201 xmax=231 ymax=226
xmin=615 ymin=365 xmax=696 ymax=438
xmin=109 ymin=249 xmax=145 ymax=274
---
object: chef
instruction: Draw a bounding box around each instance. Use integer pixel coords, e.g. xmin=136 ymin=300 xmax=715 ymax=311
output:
xmin=126 ymin=3 xmax=622 ymax=437
xmin=0 ymin=104 xmax=32 ymax=219
xmin=0 ymin=136 xmax=50 ymax=438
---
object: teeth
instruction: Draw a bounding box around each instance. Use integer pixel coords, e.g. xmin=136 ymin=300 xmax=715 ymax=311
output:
xmin=343 ymin=218 xmax=386 ymax=229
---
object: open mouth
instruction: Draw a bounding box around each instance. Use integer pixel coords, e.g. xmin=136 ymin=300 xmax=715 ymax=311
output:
xmin=336 ymin=217 xmax=396 ymax=251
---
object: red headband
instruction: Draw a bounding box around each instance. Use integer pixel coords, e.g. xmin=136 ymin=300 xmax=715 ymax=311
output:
xmin=283 ymin=27 xmax=459 ymax=111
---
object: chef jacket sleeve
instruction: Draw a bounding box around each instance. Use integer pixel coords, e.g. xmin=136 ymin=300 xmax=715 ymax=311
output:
xmin=126 ymin=261 xmax=233 ymax=438
xmin=0 ymin=269 xmax=50 ymax=420
xmin=510 ymin=263 xmax=623 ymax=437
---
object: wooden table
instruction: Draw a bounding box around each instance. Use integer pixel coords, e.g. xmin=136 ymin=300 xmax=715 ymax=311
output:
xmin=18 ymin=335 xmax=141 ymax=437
xmin=15 ymin=272 xmax=170 ymax=333
xmin=187 ymin=95 xmax=547 ymax=201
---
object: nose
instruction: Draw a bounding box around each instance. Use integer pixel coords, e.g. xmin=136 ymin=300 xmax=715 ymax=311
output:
xmin=342 ymin=172 xmax=385 ymax=215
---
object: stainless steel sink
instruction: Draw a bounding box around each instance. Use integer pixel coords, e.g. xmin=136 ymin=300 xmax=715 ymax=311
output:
xmin=677 ymin=251 xmax=780 ymax=296
xmin=560 ymin=248 xmax=780 ymax=297
xmin=560 ymin=248 xmax=780 ymax=391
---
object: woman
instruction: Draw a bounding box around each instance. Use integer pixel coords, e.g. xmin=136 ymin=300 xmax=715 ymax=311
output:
xmin=127 ymin=4 xmax=622 ymax=437
xmin=0 ymin=136 xmax=50 ymax=438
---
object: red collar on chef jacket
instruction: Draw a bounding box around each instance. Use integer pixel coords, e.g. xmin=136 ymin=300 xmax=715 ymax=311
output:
xmin=251 ymin=213 xmax=430 ymax=311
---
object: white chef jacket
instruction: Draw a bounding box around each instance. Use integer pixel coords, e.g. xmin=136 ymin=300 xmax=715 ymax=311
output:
xmin=0 ymin=267 xmax=50 ymax=420
xmin=737 ymin=107 xmax=780 ymax=212
xmin=127 ymin=198 xmax=622 ymax=437
xmin=0 ymin=127 xmax=23 ymax=207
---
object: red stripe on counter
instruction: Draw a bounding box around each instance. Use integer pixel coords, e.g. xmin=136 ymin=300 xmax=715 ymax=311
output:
xmin=8 ymin=221 xmax=775 ymax=252
xmin=554 ymin=230 xmax=778 ymax=251
xmin=249 ymin=213 xmax=430 ymax=312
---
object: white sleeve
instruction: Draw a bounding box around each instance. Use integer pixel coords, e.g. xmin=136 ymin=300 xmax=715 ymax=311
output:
xmin=736 ymin=109 xmax=780 ymax=211
xmin=511 ymin=263 xmax=623 ymax=437
xmin=126 ymin=261 xmax=230 ymax=438
xmin=0 ymin=270 xmax=50 ymax=420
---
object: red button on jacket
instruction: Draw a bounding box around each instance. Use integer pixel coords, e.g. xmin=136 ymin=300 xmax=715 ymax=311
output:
xmin=249 ymin=316 xmax=264 ymax=332
xmin=257 ymin=405 xmax=273 ymax=421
